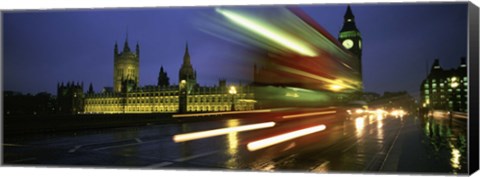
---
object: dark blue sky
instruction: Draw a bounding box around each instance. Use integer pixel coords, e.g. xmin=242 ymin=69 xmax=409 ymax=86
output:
xmin=3 ymin=3 xmax=468 ymax=96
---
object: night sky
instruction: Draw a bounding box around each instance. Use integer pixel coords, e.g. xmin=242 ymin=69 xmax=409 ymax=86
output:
xmin=3 ymin=3 xmax=468 ymax=97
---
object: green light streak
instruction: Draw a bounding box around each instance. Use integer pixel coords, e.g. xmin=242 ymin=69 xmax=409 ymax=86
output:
xmin=216 ymin=8 xmax=317 ymax=57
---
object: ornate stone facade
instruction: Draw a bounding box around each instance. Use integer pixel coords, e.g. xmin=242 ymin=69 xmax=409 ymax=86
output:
xmin=84 ymin=40 xmax=255 ymax=114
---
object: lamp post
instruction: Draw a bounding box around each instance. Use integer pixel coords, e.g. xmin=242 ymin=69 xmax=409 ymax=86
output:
xmin=449 ymin=77 xmax=459 ymax=123
xmin=229 ymin=86 xmax=237 ymax=111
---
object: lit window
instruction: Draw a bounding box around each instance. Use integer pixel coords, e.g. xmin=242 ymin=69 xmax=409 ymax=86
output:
xmin=440 ymin=83 xmax=444 ymax=87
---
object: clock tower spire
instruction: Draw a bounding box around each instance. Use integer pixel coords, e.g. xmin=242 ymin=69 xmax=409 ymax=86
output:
xmin=338 ymin=5 xmax=363 ymax=89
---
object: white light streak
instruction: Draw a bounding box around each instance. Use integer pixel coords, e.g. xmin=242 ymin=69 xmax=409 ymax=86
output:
xmin=247 ymin=124 xmax=326 ymax=151
xmin=173 ymin=122 xmax=275 ymax=142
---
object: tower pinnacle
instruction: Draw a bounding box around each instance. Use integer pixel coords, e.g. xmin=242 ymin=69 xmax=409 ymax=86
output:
xmin=183 ymin=42 xmax=191 ymax=65
xmin=123 ymin=30 xmax=130 ymax=52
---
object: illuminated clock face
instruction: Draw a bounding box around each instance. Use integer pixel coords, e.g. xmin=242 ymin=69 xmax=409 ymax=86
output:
xmin=342 ymin=39 xmax=354 ymax=49
xmin=359 ymin=40 xmax=362 ymax=49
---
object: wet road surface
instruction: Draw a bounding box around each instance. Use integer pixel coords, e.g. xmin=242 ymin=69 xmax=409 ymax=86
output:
xmin=3 ymin=107 xmax=468 ymax=174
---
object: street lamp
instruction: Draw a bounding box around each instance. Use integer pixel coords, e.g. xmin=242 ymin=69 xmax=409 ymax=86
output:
xmin=450 ymin=77 xmax=459 ymax=110
xmin=229 ymin=86 xmax=237 ymax=111
xmin=449 ymin=77 xmax=459 ymax=122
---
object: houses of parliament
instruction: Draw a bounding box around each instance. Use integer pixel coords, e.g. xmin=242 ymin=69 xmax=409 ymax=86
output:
xmin=55 ymin=6 xmax=363 ymax=115
xmin=57 ymin=38 xmax=256 ymax=114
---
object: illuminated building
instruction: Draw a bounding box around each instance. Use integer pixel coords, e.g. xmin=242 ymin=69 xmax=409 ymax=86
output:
xmin=338 ymin=5 xmax=363 ymax=90
xmin=113 ymin=34 xmax=140 ymax=93
xmin=83 ymin=39 xmax=255 ymax=114
xmin=420 ymin=58 xmax=467 ymax=112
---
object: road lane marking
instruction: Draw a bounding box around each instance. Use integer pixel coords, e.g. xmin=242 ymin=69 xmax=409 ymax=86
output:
xmin=247 ymin=124 xmax=326 ymax=151
xmin=379 ymin=119 xmax=403 ymax=171
xmin=92 ymin=139 xmax=166 ymax=151
xmin=10 ymin=157 xmax=36 ymax=163
xmin=68 ymin=145 xmax=83 ymax=153
xmin=146 ymin=161 xmax=173 ymax=168
xmin=174 ymin=150 xmax=218 ymax=162
xmin=145 ymin=150 xmax=218 ymax=168
xmin=135 ymin=138 xmax=143 ymax=143
xmin=3 ymin=144 xmax=25 ymax=147
xmin=341 ymin=140 xmax=360 ymax=153
xmin=282 ymin=110 xmax=336 ymax=119
xmin=173 ymin=122 xmax=276 ymax=142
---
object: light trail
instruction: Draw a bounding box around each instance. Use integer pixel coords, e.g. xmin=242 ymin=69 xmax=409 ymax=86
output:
xmin=274 ymin=63 xmax=358 ymax=90
xmin=282 ymin=110 xmax=336 ymax=119
xmin=216 ymin=8 xmax=318 ymax=57
xmin=246 ymin=124 xmax=326 ymax=151
xmin=173 ymin=122 xmax=276 ymax=142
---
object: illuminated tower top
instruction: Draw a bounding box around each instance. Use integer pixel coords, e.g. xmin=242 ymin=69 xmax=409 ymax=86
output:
xmin=338 ymin=5 xmax=363 ymax=90
xmin=113 ymin=32 xmax=140 ymax=93
xmin=340 ymin=5 xmax=359 ymax=32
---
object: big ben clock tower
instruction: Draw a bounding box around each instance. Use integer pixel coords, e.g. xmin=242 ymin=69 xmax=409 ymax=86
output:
xmin=338 ymin=5 xmax=363 ymax=89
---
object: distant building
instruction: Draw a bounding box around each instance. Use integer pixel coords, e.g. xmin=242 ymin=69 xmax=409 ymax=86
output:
xmin=420 ymin=58 xmax=467 ymax=112
xmin=4 ymin=91 xmax=56 ymax=116
xmin=369 ymin=91 xmax=417 ymax=112
xmin=57 ymin=82 xmax=84 ymax=114
xmin=83 ymin=38 xmax=255 ymax=114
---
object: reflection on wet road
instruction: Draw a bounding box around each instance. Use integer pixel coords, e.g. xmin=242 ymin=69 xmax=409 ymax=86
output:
xmin=3 ymin=108 xmax=467 ymax=174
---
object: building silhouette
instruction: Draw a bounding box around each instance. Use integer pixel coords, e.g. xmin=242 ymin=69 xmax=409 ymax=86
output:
xmin=83 ymin=38 xmax=255 ymax=114
xmin=338 ymin=5 xmax=363 ymax=90
xmin=420 ymin=58 xmax=467 ymax=112
xmin=157 ymin=66 xmax=170 ymax=87
xmin=57 ymin=81 xmax=84 ymax=114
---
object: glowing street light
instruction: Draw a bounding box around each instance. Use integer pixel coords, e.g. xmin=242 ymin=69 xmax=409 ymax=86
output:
xmin=229 ymin=86 xmax=237 ymax=111
xmin=450 ymin=76 xmax=459 ymax=117
xmin=450 ymin=77 xmax=459 ymax=88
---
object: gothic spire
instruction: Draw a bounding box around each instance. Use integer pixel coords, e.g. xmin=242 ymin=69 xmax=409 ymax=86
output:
xmin=344 ymin=5 xmax=354 ymax=19
xmin=183 ymin=42 xmax=191 ymax=65
xmin=88 ymin=83 xmax=94 ymax=94
xmin=340 ymin=5 xmax=359 ymax=32
xmin=114 ymin=41 xmax=118 ymax=55
xmin=123 ymin=30 xmax=130 ymax=52
xmin=136 ymin=42 xmax=140 ymax=57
